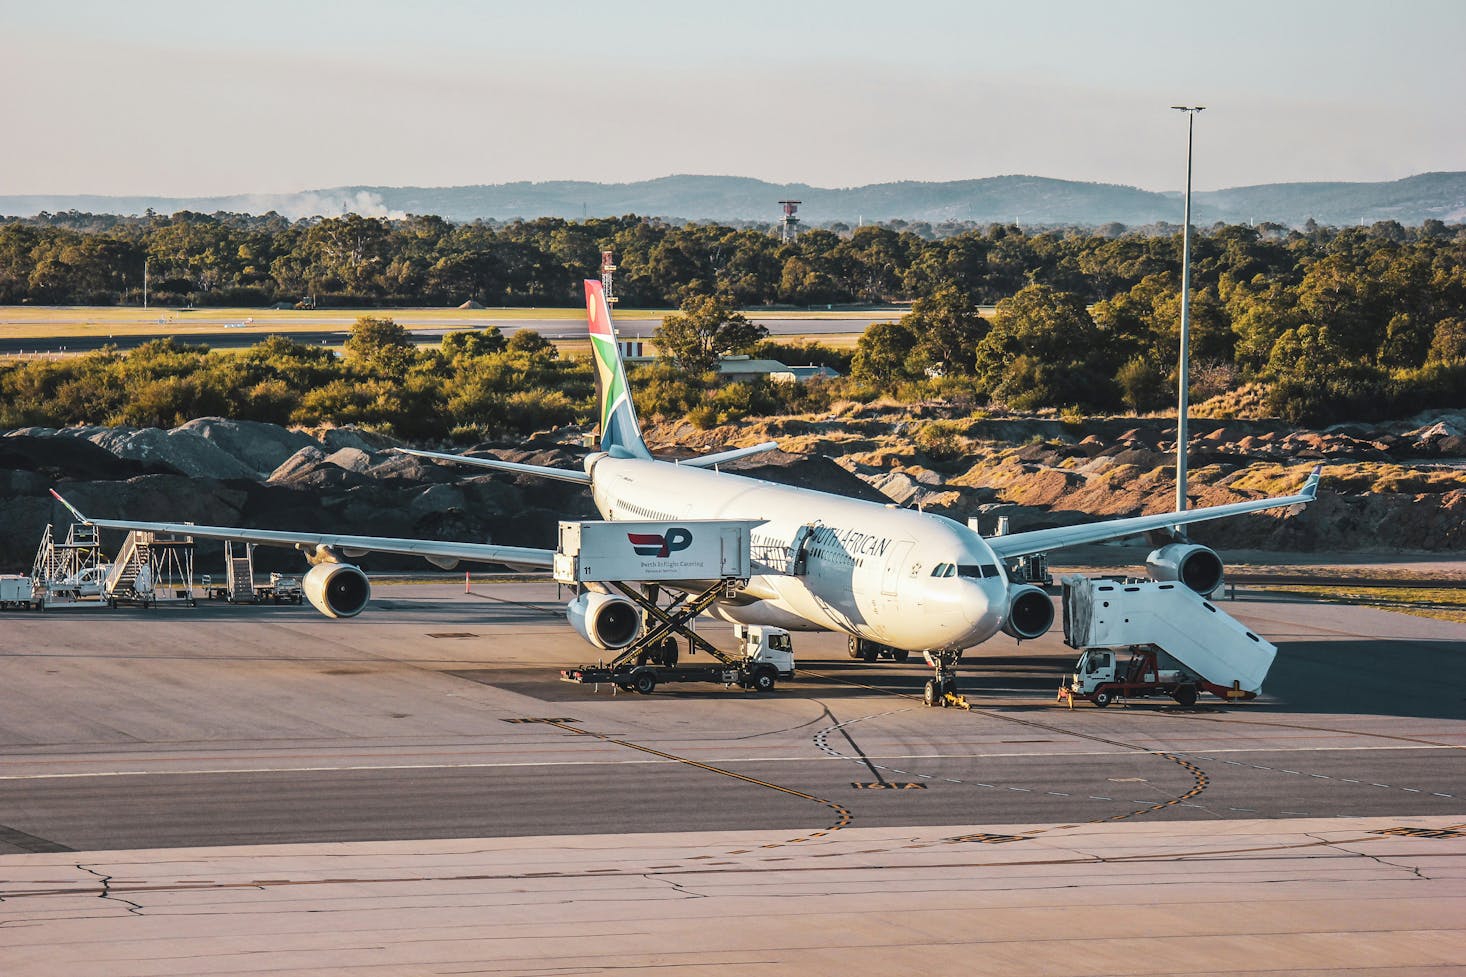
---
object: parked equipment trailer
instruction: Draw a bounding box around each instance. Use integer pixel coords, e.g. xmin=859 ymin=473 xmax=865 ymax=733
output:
xmin=1058 ymin=576 xmax=1276 ymax=707
xmin=0 ymin=575 xmax=42 ymax=610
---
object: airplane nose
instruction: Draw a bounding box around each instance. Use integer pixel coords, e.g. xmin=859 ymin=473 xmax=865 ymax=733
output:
xmin=963 ymin=578 xmax=999 ymax=626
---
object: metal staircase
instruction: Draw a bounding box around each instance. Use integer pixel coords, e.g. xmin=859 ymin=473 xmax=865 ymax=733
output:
xmin=32 ymin=522 xmax=102 ymax=586
xmin=225 ymin=541 xmax=256 ymax=602
xmin=105 ymin=531 xmax=153 ymax=605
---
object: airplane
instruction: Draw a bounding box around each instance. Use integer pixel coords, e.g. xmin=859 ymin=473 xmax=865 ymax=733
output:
xmin=53 ymin=280 xmax=1321 ymax=704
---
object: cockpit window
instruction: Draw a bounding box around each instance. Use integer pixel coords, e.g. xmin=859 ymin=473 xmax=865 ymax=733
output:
xmin=957 ymin=564 xmax=1000 ymax=579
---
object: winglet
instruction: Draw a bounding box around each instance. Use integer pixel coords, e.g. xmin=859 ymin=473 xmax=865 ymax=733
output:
xmin=1302 ymin=464 xmax=1322 ymax=501
xmin=49 ymin=488 xmax=90 ymax=524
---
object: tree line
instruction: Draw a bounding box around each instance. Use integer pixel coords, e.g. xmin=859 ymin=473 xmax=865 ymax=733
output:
xmin=0 ymin=210 xmax=1463 ymax=427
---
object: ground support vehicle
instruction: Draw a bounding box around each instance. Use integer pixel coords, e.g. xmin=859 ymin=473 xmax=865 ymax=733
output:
xmin=0 ymin=575 xmax=43 ymax=610
xmin=1057 ymin=576 xmax=1276 ymax=708
xmin=259 ymin=572 xmax=304 ymax=604
xmin=31 ymin=521 xmax=110 ymax=605
xmin=920 ymin=661 xmax=973 ymax=710
xmin=555 ymin=519 xmax=790 ymax=695
xmin=560 ymin=579 xmax=792 ymax=695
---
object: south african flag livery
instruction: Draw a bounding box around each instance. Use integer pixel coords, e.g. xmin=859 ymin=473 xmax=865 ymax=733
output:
xmin=585 ymin=280 xmax=651 ymax=458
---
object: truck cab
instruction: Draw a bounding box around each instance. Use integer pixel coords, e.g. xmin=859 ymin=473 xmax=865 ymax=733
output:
xmin=58 ymin=564 xmax=112 ymax=598
xmin=733 ymin=624 xmax=795 ymax=678
xmin=1072 ymin=648 xmax=1116 ymax=694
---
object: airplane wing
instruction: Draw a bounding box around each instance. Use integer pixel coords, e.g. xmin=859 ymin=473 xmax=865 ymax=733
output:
xmin=676 ymin=442 xmax=780 ymax=468
xmin=393 ymin=447 xmax=591 ymax=484
xmin=986 ymin=466 xmax=1320 ymax=561
xmin=49 ymin=490 xmax=555 ymax=570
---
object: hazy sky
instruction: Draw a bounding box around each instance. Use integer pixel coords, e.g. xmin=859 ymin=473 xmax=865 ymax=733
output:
xmin=2 ymin=0 xmax=1463 ymax=196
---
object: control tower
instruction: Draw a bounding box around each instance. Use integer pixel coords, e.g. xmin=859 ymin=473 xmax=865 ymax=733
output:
xmin=600 ymin=249 xmax=618 ymax=305
xmin=778 ymin=200 xmax=802 ymax=243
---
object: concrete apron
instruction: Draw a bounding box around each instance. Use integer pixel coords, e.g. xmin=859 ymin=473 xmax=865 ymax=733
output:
xmin=3 ymin=815 xmax=1463 ymax=977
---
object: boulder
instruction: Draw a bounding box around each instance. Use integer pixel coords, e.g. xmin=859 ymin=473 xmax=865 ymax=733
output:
xmin=102 ymin=427 xmax=259 ymax=480
xmin=869 ymin=471 xmax=921 ymax=505
xmin=0 ymin=432 xmax=158 ymax=480
xmin=269 ymin=446 xmax=328 ymax=483
xmin=408 ymin=483 xmax=466 ymax=518
xmin=172 ymin=418 xmax=317 ymax=477
xmin=323 ymin=447 xmax=375 ymax=473
xmin=318 ymin=426 xmax=399 ymax=454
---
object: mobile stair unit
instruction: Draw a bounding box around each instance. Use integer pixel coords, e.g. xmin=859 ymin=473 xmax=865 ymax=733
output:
xmin=104 ymin=529 xmax=197 ymax=608
xmin=201 ymin=542 xmax=303 ymax=604
xmin=1058 ymin=576 xmax=1276 ymax=707
xmin=31 ymin=522 xmax=108 ymax=606
xmin=555 ymin=519 xmax=791 ymax=695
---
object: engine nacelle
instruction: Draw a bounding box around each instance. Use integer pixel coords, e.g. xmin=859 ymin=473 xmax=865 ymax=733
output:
xmin=1146 ymin=543 xmax=1224 ymax=596
xmin=303 ymin=563 xmax=372 ymax=619
xmin=566 ymin=592 xmax=641 ymax=651
xmin=1002 ymin=583 xmax=1055 ymax=640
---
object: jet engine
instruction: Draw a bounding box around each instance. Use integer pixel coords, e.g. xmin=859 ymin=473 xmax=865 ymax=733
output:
xmin=1145 ymin=543 xmax=1224 ymax=596
xmin=566 ymin=592 xmax=641 ymax=651
xmin=303 ymin=563 xmax=372 ymax=619
xmin=1001 ymin=583 xmax=1055 ymax=640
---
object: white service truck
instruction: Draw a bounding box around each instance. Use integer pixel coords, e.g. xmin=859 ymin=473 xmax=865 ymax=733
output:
xmin=732 ymin=624 xmax=796 ymax=678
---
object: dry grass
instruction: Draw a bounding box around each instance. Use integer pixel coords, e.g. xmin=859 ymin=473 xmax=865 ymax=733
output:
xmin=1255 ymin=583 xmax=1466 ymax=624
xmin=1227 ymin=462 xmax=1465 ymax=496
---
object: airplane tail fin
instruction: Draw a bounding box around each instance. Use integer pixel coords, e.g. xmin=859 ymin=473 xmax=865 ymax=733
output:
xmin=584 ymin=280 xmax=652 ymax=459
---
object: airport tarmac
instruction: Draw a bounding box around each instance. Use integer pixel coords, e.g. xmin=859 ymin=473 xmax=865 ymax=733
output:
xmin=1 ymin=581 xmax=1462 ymax=974
xmin=0 ymin=315 xmax=884 ymax=354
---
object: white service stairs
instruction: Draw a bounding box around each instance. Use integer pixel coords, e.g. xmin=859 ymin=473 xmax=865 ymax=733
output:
xmin=225 ymin=541 xmax=255 ymax=601
xmin=1062 ymin=577 xmax=1276 ymax=694
xmin=105 ymin=531 xmax=152 ymax=598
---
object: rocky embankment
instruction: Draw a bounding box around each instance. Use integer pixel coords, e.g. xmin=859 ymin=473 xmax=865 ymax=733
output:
xmin=0 ymin=419 xmax=597 ymax=573
xmin=1 ymin=409 xmax=1462 ymax=574
xmin=656 ymin=405 xmax=1466 ymax=554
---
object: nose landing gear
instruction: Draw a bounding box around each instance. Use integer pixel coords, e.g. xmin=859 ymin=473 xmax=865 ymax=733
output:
xmin=921 ymin=650 xmax=969 ymax=709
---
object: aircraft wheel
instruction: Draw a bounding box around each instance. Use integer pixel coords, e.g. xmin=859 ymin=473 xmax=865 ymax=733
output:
xmin=861 ymin=645 xmax=878 ymax=663
xmin=847 ymin=636 xmax=862 ymax=660
xmin=923 ymin=678 xmax=940 ymax=707
xmin=1093 ymin=690 xmax=1111 ymax=708
xmin=893 ymin=650 xmax=910 ymax=663
xmin=1173 ymin=684 xmax=1198 ymax=707
xmin=631 ymin=669 xmax=657 ymax=695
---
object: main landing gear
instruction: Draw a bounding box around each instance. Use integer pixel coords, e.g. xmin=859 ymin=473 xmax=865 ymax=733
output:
xmin=921 ymin=649 xmax=969 ymax=709
xmin=847 ymin=636 xmax=910 ymax=663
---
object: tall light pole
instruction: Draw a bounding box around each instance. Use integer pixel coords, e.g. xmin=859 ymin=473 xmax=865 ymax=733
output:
xmin=1171 ymin=105 xmax=1204 ymax=515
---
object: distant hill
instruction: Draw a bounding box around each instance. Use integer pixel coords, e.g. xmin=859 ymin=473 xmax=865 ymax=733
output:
xmin=4 ymin=172 xmax=1464 ymax=226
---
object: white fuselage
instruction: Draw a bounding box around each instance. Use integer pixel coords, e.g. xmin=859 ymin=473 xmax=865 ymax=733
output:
xmin=588 ymin=454 xmax=1010 ymax=652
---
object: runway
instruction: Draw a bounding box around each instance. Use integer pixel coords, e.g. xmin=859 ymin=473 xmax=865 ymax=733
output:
xmin=1 ymin=580 xmax=1462 ymax=974
xmin=0 ymin=315 xmax=885 ymax=354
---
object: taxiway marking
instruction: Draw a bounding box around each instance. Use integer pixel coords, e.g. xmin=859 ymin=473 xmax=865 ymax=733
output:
xmin=0 ymin=745 xmax=1455 ymax=782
